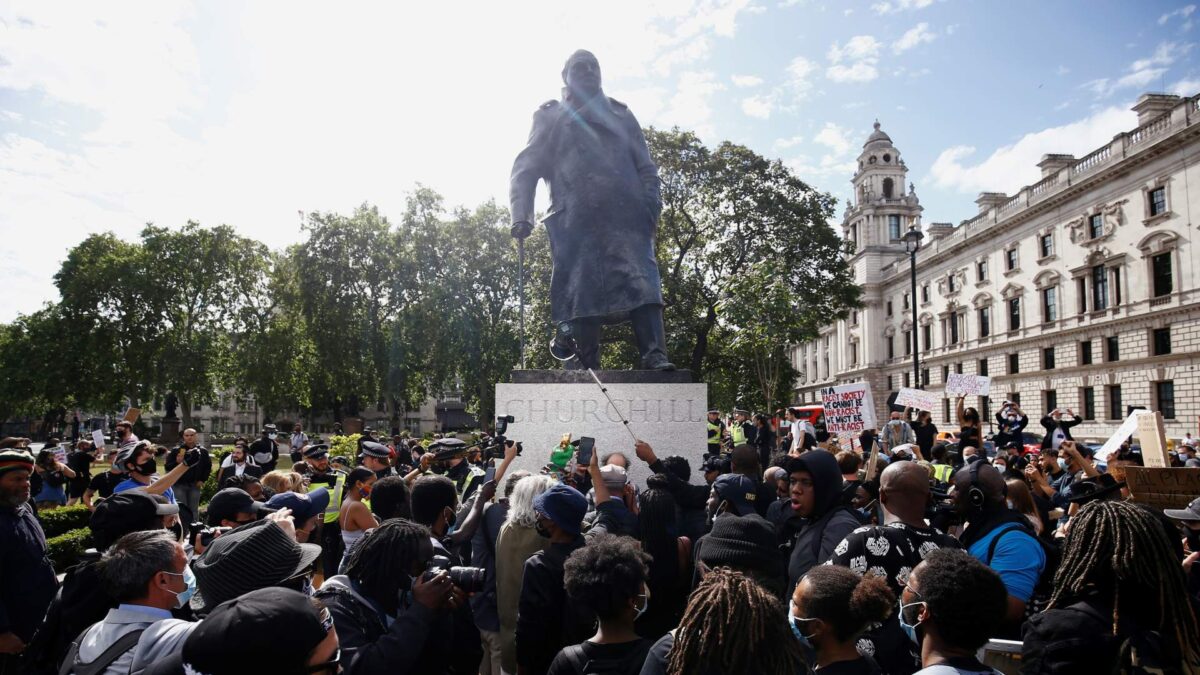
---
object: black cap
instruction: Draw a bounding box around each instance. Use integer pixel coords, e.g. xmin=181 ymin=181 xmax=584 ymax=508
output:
xmin=206 ymin=488 xmax=276 ymax=526
xmin=90 ymin=492 xmax=179 ymax=549
xmin=698 ymin=513 xmax=782 ymax=577
xmin=1067 ymin=473 xmax=1126 ymax=505
xmin=192 ymin=520 xmax=322 ymax=613
xmin=430 ymin=437 xmax=467 ymax=461
xmin=360 ymin=441 xmax=390 ymax=459
xmin=302 ymin=443 xmax=330 ymax=459
xmin=182 ymin=587 xmax=333 ymax=674
xmin=711 ymin=474 xmax=758 ymax=516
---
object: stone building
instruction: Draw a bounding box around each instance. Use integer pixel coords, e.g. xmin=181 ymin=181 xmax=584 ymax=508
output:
xmin=792 ymin=93 xmax=1200 ymax=442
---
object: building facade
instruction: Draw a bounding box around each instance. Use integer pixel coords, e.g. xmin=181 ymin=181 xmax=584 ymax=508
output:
xmin=793 ymin=93 xmax=1200 ymax=442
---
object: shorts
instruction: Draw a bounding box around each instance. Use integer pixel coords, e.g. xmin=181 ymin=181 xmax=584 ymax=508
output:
xmin=35 ymin=484 xmax=67 ymax=506
xmin=68 ymin=476 xmax=90 ymax=499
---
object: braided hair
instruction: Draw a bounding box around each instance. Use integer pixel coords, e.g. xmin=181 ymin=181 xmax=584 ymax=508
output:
xmin=666 ymin=567 xmax=802 ymax=675
xmin=1049 ymin=500 xmax=1200 ymax=668
xmin=343 ymin=518 xmax=431 ymax=616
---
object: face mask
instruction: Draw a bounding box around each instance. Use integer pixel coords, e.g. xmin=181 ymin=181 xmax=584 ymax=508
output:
xmin=898 ymin=597 xmax=926 ymax=645
xmin=535 ymin=521 xmax=551 ymax=539
xmin=1057 ymin=458 xmax=1069 ymax=471
xmin=994 ymin=464 xmax=1006 ymax=473
xmin=135 ymin=458 xmax=157 ymax=476
xmin=634 ymin=593 xmax=650 ymax=620
xmin=360 ymin=485 xmax=372 ymax=498
xmin=1006 ymin=499 xmax=1015 ymax=509
xmin=788 ymin=614 xmax=810 ymax=648
xmin=165 ymin=565 xmax=197 ymax=609
xmin=268 ymin=433 xmax=277 ymax=441
xmin=1186 ymin=529 xmax=1200 ymax=552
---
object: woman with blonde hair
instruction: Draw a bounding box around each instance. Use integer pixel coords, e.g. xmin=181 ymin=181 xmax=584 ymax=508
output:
xmin=495 ymin=474 xmax=556 ymax=674
xmin=263 ymin=469 xmax=307 ymax=495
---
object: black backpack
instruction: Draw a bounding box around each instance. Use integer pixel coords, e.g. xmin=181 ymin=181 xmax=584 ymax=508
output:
xmin=59 ymin=629 xmax=144 ymax=675
xmin=559 ymin=641 xmax=653 ymax=675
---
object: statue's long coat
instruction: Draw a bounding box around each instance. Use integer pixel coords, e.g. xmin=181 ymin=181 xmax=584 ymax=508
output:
xmin=509 ymin=95 xmax=664 ymax=324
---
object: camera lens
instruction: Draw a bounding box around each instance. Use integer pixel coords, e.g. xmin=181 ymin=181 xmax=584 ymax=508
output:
xmin=448 ymin=566 xmax=486 ymax=593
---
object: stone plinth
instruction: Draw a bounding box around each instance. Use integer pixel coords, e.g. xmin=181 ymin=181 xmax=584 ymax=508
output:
xmin=158 ymin=417 xmax=181 ymax=446
xmin=495 ymin=370 xmax=707 ymax=487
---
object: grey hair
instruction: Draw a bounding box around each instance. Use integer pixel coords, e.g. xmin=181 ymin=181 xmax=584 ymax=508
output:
xmin=503 ymin=470 xmax=531 ymax=500
xmin=99 ymin=529 xmax=179 ymax=602
xmin=504 ymin=474 xmax=555 ymax=529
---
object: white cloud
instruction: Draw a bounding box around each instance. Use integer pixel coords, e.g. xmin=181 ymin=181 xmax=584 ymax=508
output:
xmin=662 ymin=70 xmax=726 ymax=140
xmin=844 ymin=8 xmax=854 ymax=16
xmin=828 ymin=62 xmax=879 ymax=83
xmin=1170 ymin=76 xmax=1200 ymax=95
xmin=929 ymin=105 xmax=1136 ymax=194
xmin=813 ymin=122 xmax=853 ymax=156
xmin=826 ymin=35 xmax=881 ymax=83
xmin=1054 ymin=101 xmax=1071 ymax=111
xmin=1159 ymin=4 xmax=1196 ymax=26
xmin=773 ymin=135 xmax=805 ymax=150
xmin=1083 ymin=42 xmax=1190 ymax=97
xmin=741 ymin=94 xmax=774 ymax=119
xmin=1056 ymin=65 xmax=1071 ymax=76
xmin=871 ymin=0 xmax=934 ymax=15
xmin=945 ymin=24 xmax=958 ymax=35
xmin=893 ymin=22 xmax=936 ymax=54
xmin=731 ymin=74 xmax=764 ymax=87
xmin=828 ymin=35 xmax=882 ymax=62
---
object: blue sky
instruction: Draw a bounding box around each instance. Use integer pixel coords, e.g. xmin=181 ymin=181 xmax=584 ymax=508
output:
xmin=2 ymin=0 xmax=1197 ymax=321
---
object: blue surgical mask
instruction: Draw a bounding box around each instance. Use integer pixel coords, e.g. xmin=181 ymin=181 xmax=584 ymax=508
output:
xmin=164 ymin=565 xmax=197 ymax=609
xmin=788 ymin=601 xmax=818 ymax=648
xmin=634 ymin=593 xmax=649 ymax=620
xmin=898 ymin=597 xmax=926 ymax=645
xmin=1057 ymin=458 xmax=1069 ymax=471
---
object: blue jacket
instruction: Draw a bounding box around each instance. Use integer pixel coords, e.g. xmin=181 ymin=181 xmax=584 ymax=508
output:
xmin=0 ymin=503 xmax=58 ymax=642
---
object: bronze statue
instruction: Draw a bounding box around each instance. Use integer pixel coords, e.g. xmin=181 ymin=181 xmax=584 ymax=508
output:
xmin=510 ymin=49 xmax=673 ymax=371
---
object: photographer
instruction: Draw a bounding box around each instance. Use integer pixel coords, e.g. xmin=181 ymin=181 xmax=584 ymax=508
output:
xmin=317 ymin=519 xmax=462 ymax=675
xmin=165 ymin=428 xmax=211 ymax=525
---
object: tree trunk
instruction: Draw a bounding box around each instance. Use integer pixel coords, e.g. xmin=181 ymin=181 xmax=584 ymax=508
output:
xmin=181 ymin=395 xmax=193 ymax=429
xmin=690 ymin=304 xmax=718 ymax=376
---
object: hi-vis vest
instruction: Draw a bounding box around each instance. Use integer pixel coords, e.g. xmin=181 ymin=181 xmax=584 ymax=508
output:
xmin=323 ymin=472 xmax=347 ymax=524
xmin=730 ymin=422 xmax=747 ymax=446
xmin=931 ymin=463 xmax=954 ymax=484
xmin=707 ymin=421 xmax=723 ymax=448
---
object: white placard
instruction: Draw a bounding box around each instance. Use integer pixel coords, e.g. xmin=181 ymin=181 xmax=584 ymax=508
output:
xmin=945 ymin=373 xmax=991 ymax=397
xmin=91 ymin=429 xmax=106 ymax=448
xmin=895 ymin=387 xmax=942 ymax=412
xmin=820 ymin=383 xmax=877 ymax=434
xmin=1094 ymin=410 xmax=1145 ymax=462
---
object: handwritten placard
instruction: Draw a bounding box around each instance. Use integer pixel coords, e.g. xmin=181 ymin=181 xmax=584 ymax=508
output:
xmin=1125 ymin=467 xmax=1200 ymax=510
xmin=820 ymin=383 xmax=877 ymax=434
xmin=53 ymin=447 xmax=66 ymax=464
xmin=895 ymin=387 xmax=942 ymax=412
xmin=1094 ymin=411 xmax=1144 ymax=463
xmin=944 ymin=374 xmax=991 ymax=397
xmin=91 ymin=429 xmax=106 ymax=448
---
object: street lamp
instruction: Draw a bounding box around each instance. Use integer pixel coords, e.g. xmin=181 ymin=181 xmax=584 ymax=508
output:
xmin=902 ymin=225 xmax=924 ymax=389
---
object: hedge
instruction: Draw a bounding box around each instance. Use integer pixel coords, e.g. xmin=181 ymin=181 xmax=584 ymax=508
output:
xmin=329 ymin=433 xmax=361 ymax=460
xmin=38 ymin=504 xmax=92 ymax=538
xmin=47 ymin=527 xmax=93 ymax=572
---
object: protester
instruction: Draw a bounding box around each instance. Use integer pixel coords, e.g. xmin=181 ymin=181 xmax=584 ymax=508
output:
xmin=0 ymin=449 xmax=57 ymax=670
xmin=338 ymin=467 xmax=377 ymax=568
xmin=954 ymin=397 xmax=982 ymax=454
xmin=586 ymin=453 xmax=639 ymax=538
xmin=289 ymin=423 xmax=309 ymax=463
xmin=1039 ymin=408 xmax=1081 ymax=452
xmin=113 ymin=441 xmax=192 ymax=503
xmin=634 ymin=486 xmax=690 ymax=640
xmin=785 ymin=451 xmax=862 ymax=591
xmin=517 ymin=482 xmax=591 ymax=675
xmin=191 ymin=517 xmax=322 ymax=614
xmin=790 ymin=565 xmax=894 ymax=674
xmin=751 ymin=413 xmax=775 ymax=469
xmin=32 ymin=448 xmax=75 ymax=509
xmin=262 ymin=469 xmax=307 ymax=495
xmin=66 ymin=440 xmax=97 ymax=506
xmin=62 ymin=530 xmax=194 ymax=674
xmin=837 ymin=451 xmax=862 ymax=482
xmin=1021 ymin=500 xmax=1200 ymax=672
xmin=317 ymin=518 xmax=461 ymax=674
xmin=83 ymin=448 xmax=124 ymax=509
xmin=164 ymin=428 xmax=210 ymax=525
xmin=248 ymin=425 xmax=280 ymax=473
xmin=206 ymin=487 xmax=276 ymax=528
xmin=266 ymin=487 xmax=329 ymax=544
xmin=497 ymin=474 xmax=556 ymax=674
xmin=114 ymin=421 xmax=138 ymax=447
xmin=912 ymin=411 xmax=938 ymax=460
xmin=468 ymin=443 xmax=523 ymax=675
xmin=900 ymin=548 xmax=1007 ymax=675
xmin=368 ymin=475 xmax=412 ymax=520
xmin=883 ymin=410 xmax=916 ymax=454
xmin=215 ymin=441 xmax=262 ymax=487
xmin=992 ymin=401 xmax=1028 ymax=452
xmin=1004 ymin=478 xmax=1044 ymax=537
xmin=640 ymin=567 xmax=803 ymax=675
xmin=633 ymin=441 xmax=710 ymax=538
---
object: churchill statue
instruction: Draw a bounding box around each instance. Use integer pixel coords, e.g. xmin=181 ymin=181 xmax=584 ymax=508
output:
xmin=510 ymin=49 xmax=674 ymax=371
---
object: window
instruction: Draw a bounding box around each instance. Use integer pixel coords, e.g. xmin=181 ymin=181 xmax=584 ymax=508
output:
xmin=883 ymin=178 xmax=895 ymax=199
xmin=978 ymin=358 xmax=989 ymax=376
xmin=904 ymin=330 xmax=912 ymax=355
xmin=1008 ymin=353 xmax=1019 ymax=374
xmin=1156 ymin=381 xmax=1175 ymax=419
xmin=921 ymin=368 xmax=930 ymax=386
xmin=1008 ymin=297 xmax=1021 ymax=331
xmin=921 ymin=284 xmax=930 ymax=304
xmin=1108 ymin=385 xmax=1123 ymax=420
xmin=1152 ymin=253 xmax=1173 ymax=297
xmin=1088 ymin=214 xmax=1104 ymax=239
xmin=1042 ymin=287 xmax=1058 ymax=323
xmin=849 ymin=223 xmax=858 ymax=246
xmin=1092 ymin=265 xmax=1109 ymax=311
xmin=851 ymin=310 xmax=859 ymax=326
xmin=949 ymin=311 xmax=960 ymax=344
xmin=1113 ymin=268 xmax=1122 ymax=305
xmin=1076 ymin=278 xmax=1087 ymax=314
xmin=887 ymin=375 xmax=894 ymax=390
xmin=1149 ymin=187 xmax=1167 ymax=216
xmin=941 ymin=365 xmax=950 ymax=382
xmin=1006 ymin=248 xmax=1018 ymax=271
xmin=1080 ymin=340 xmax=1093 ymax=365
xmin=887 ymin=300 xmax=894 ymax=316
xmin=977 ymin=259 xmax=988 ymax=282
xmin=903 ymin=371 xmax=911 ymax=388
xmin=978 ymin=307 xmax=991 ymax=337
xmin=1153 ymin=327 xmax=1171 ymax=356
xmin=955 ymin=362 xmax=964 ymax=374
xmin=943 ymin=399 xmax=951 ymax=424
xmin=887 ymin=335 xmax=895 ymax=359
xmin=1082 ymin=387 xmax=1096 ymax=420
xmin=922 ymin=324 xmax=932 ymax=351
xmin=850 ymin=342 xmax=859 ymax=366
xmin=1010 ymin=392 xmax=1021 ymax=406
xmin=889 ymin=214 xmax=902 ymax=240
xmin=1106 ymin=335 xmax=1120 ymax=362
xmin=980 ymin=395 xmax=991 ymax=421
xmin=1043 ymin=347 xmax=1055 ymax=369
xmin=948 ymin=274 xmax=958 ymax=293
xmin=903 ymin=293 xmax=910 ymax=310
xmin=1044 ymin=390 xmax=1058 ymax=412
xmin=1040 ymin=233 xmax=1054 ymax=258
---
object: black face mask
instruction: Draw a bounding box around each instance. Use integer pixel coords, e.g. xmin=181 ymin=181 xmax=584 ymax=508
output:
xmin=535 ymin=521 xmax=551 ymax=539
xmin=135 ymin=458 xmax=157 ymax=476
xmin=1186 ymin=529 xmax=1200 ymax=553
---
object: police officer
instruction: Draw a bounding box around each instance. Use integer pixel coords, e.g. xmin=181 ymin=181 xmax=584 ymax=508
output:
xmin=730 ymin=408 xmax=757 ymax=449
xmin=303 ymin=443 xmax=347 ymax=577
xmin=359 ymin=440 xmax=396 ymax=480
xmin=706 ymin=408 xmax=726 ymax=459
xmin=426 ymin=438 xmax=485 ymax=504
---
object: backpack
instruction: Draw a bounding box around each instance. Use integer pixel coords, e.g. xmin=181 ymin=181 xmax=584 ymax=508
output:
xmin=984 ymin=523 xmax=1061 ymax=619
xmin=559 ymin=641 xmax=653 ymax=675
xmin=59 ymin=629 xmax=144 ymax=675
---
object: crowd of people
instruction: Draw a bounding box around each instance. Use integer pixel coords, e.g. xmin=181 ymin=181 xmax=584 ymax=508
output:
xmin=1 ymin=397 xmax=1198 ymax=675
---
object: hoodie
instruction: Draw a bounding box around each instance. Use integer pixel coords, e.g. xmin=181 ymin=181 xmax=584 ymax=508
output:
xmin=786 ymin=450 xmax=862 ymax=592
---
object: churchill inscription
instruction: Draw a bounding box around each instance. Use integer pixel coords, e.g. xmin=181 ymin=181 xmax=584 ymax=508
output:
xmin=503 ymin=398 xmax=703 ymax=425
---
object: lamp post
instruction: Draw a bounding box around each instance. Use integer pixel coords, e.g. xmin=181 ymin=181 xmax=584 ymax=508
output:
xmin=902 ymin=225 xmax=924 ymax=389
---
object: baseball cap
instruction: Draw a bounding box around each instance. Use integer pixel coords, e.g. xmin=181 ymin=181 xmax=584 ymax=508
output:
xmin=90 ymin=491 xmax=179 ymax=549
xmin=599 ymin=464 xmax=629 ymax=491
xmin=182 ymin=587 xmax=334 ymax=675
xmin=532 ymin=483 xmax=587 ymax=536
xmin=206 ymin=488 xmax=277 ymax=526
xmin=711 ymin=474 xmax=758 ymax=516
xmin=265 ymin=487 xmax=330 ymax=524
xmin=192 ymin=519 xmax=322 ymax=612
xmin=360 ymin=441 xmax=390 ymax=459
xmin=1164 ymin=496 xmax=1200 ymax=522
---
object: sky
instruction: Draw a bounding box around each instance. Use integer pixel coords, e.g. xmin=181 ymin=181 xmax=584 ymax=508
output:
xmin=2 ymin=0 xmax=1199 ymax=322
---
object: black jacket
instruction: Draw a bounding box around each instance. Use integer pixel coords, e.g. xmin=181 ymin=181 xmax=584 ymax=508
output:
xmin=0 ymin=503 xmax=57 ymax=643
xmin=248 ymin=436 xmax=278 ymax=469
xmin=786 ymin=450 xmax=861 ymax=592
xmin=1021 ymin=596 xmax=1183 ymax=674
xmin=165 ymin=445 xmax=212 ymax=485
xmin=516 ymin=537 xmax=595 ymax=675
xmin=1040 ymin=415 xmax=1081 ymax=450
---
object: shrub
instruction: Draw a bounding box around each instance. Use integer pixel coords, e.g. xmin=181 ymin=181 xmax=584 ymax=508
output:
xmin=47 ymin=527 xmax=93 ymax=572
xmin=329 ymin=434 xmax=361 ymax=461
xmin=38 ymin=504 xmax=92 ymax=538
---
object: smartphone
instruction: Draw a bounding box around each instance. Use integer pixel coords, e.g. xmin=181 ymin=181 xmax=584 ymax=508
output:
xmin=577 ymin=436 xmax=595 ymax=466
xmin=484 ymin=465 xmax=497 ymax=484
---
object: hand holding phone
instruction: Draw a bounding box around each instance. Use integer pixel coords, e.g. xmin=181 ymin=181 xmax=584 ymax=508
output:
xmin=577 ymin=437 xmax=595 ymax=467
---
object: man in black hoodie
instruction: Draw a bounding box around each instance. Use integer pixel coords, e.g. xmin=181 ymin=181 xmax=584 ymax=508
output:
xmin=784 ymin=450 xmax=861 ymax=593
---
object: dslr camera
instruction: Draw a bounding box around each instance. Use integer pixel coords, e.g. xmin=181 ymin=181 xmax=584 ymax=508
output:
xmin=422 ymin=554 xmax=486 ymax=593
xmin=481 ymin=415 xmax=523 ymax=460
xmin=925 ymin=485 xmax=961 ymax=531
xmin=190 ymin=523 xmax=232 ymax=548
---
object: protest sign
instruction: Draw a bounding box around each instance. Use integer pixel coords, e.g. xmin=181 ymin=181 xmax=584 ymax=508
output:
xmin=1136 ymin=410 xmax=1171 ymax=468
xmin=820 ymin=383 xmax=876 ymax=434
xmin=1125 ymin=467 xmax=1200 ymax=510
xmin=122 ymin=407 xmax=141 ymax=423
xmin=895 ymin=387 xmax=942 ymax=412
xmin=91 ymin=429 xmax=106 ymax=448
xmin=944 ymin=374 xmax=991 ymax=397
xmin=53 ymin=447 xmax=67 ymax=464
xmin=1094 ymin=411 xmax=1143 ymax=463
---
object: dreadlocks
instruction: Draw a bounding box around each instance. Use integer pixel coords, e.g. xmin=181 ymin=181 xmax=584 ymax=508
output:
xmin=1050 ymin=500 xmax=1200 ymax=669
xmin=343 ymin=518 xmax=431 ymax=616
xmin=666 ymin=567 xmax=802 ymax=675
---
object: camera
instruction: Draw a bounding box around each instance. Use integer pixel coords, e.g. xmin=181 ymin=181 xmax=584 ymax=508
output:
xmin=422 ymin=555 xmax=486 ymax=593
xmin=191 ymin=523 xmax=232 ymax=548
xmin=925 ymin=485 xmax=961 ymax=530
xmin=481 ymin=415 xmax=522 ymax=460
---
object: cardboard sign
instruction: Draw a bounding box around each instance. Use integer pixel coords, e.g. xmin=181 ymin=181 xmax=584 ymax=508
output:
xmin=1125 ymin=467 xmax=1200 ymax=510
xmin=895 ymin=387 xmax=942 ymax=412
xmin=1136 ymin=410 xmax=1171 ymax=468
xmin=122 ymin=408 xmax=141 ymax=423
xmin=53 ymin=447 xmax=66 ymax=464
xmin=944 ymin=374 xmax=991 ymax=397
xmin=820 ymin=383 xmax=877 ymax=434
xmin=1095 ymin=411 xmax=1144 ymax=463
xmin=864 ymin=445 xmax=881 ymax=481
xmin=91 ymin=429 xmax=106 ymax=448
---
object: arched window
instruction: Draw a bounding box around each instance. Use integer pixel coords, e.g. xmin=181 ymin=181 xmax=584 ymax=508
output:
xmin=882 ymin=178 xmax=894 ymax=199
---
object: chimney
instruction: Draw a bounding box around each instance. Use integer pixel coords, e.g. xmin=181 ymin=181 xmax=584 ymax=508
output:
xmin=975 ymin=192 xmax=1008 ymax=212
xmin=926 ymin=222 xmax=954 ymax=240
xmin=1132 ymin=93 xmax=1181 ymax=126
xmin=1037 ymin=154 xmax=1075 ymax=178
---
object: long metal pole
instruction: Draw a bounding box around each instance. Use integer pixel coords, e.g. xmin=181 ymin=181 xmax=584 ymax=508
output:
xmin=517 ymin=237 xmax=526 ymax=370
xmin=585 ymin=367 xmax=639 ymax=444
xmin=910 ymin=252 xmax=920 ymax=389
